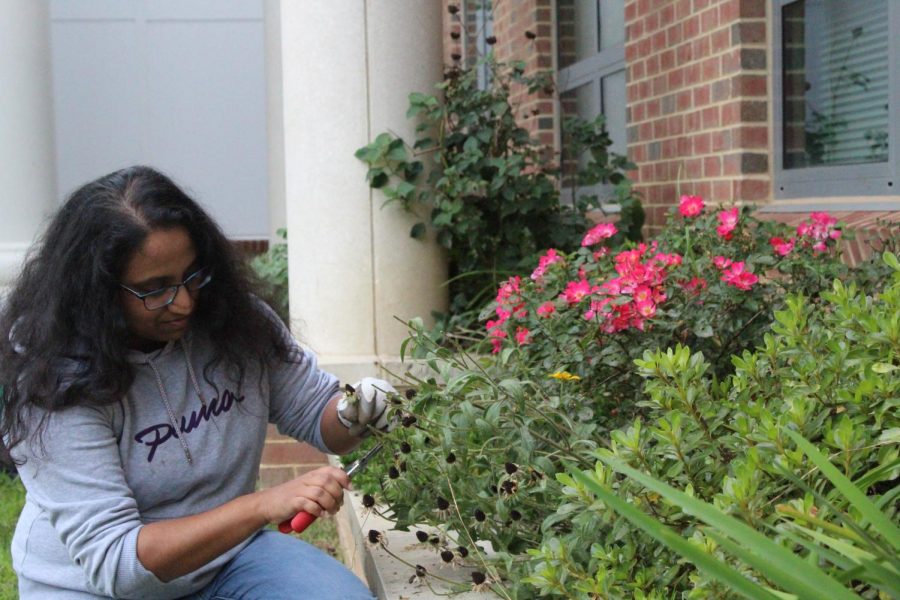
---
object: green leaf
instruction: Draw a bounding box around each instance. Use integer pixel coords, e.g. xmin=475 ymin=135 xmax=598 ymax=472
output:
xmin=410 ymin=222 xmax=427 ymax=240
xmin=783 ymin=429 xmax=900 ymax=551
xmin=569 ymin=469 xmax=782 ymax=600
xmin=594 ymin=455 xmax=861 ymax=600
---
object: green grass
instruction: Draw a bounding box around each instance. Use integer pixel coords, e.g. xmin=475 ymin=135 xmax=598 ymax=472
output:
xmin=0 ymin=471 xmax=25 ymax=600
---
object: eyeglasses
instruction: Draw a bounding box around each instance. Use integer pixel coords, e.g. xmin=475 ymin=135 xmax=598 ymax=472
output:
xmin=119 ymin=267 xmax=213 ymax=310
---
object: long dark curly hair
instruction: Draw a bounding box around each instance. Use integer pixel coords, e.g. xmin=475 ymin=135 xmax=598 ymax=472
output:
xmin=0 ymin=166 xmax=294 ymax=463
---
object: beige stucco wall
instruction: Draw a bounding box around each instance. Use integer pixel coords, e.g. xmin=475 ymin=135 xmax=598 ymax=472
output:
xmin=0 ymin=0 xmax=57 ymax=289
xmin=276 ymin=1 xmax=447 ymax=383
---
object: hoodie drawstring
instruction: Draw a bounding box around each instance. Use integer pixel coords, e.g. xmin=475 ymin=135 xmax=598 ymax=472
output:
xmin=146 ymin=355 xmax=194 ymax=465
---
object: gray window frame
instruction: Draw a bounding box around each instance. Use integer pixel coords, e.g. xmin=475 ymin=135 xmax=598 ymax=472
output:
xmin=555 ymin=0 xmax=626 ymax=211
xmin=771 ymin=0 xmax=900 ymax=205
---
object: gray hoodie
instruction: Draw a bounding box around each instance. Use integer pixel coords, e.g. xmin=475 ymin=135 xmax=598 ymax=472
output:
xmin=10 ymin=330 xmax=339 ymax=599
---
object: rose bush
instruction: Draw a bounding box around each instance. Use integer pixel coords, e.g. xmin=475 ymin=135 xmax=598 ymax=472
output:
xmin=355 ymin=199 xmax=897 ymax=598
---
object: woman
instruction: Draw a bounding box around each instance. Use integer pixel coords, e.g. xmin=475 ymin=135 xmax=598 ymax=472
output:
xmin=0 ymin=166 xmax=389 ymax=599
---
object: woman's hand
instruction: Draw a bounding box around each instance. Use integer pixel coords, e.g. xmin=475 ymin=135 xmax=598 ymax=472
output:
xmin=255 ymin=465 xmax=351 ymax=524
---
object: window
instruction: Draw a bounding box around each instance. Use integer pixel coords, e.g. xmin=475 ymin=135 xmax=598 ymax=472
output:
xmin=556 ymin=0 xmax=626 ymax=208
xmin=459 ymin=0 xmax=493 ymax=90
xmin=773 ymin=0 xmax=899 ymax=200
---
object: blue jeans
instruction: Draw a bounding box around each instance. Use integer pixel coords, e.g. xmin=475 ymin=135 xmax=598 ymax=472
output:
xmin=187 ymin=530 xmax=375 ymax=600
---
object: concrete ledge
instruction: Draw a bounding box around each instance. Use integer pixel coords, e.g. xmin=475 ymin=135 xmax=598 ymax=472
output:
xmin=331 ymin=457 xmax=495 ymax=599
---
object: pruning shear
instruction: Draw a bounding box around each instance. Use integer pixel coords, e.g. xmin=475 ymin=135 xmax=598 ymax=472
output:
xmin=278 ymin=442 xmax=384 ymax=534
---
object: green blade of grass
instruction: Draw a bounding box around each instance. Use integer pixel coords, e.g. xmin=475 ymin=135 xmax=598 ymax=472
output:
xmin=569 ymin=469 xmax=782 ymax=600
xmin=594 ymin=455 xmax=860 ymax=600
xmin=783 ymin=429 xmax=900 ymax=551
xmin=857 ymin=556 xmax=900 ymax=599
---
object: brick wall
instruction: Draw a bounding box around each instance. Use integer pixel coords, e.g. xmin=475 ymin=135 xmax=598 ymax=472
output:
xmin=444 ymin=0 xmax=556 ymax=147
xmin=259 ymin=425 xmax=330 ymax=488
xmin=626 ymin=0 xmax=770 ymax=233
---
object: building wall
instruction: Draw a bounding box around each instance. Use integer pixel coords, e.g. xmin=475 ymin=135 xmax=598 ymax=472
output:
xmin=625 ymin=0 xmax=769 ymax=232
xmin=439 ymin=0 xmax=897 ymax=253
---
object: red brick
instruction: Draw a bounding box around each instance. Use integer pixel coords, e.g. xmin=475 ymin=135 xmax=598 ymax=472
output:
xmin=258 ymin=466 xmax=297 ymax=489
xmin=701 ymin=6 xmax=718 ymax=30
xmin=721 ymin=100 xmax=741 ymax=126
xmin=732 ymin=74 xmax=767 ymax=97
xmin=693 ymin=37 xmax=711 ymax=60
xmin=732 ymin=21 xmax=766 ymax=44
xmin=694 ymin=133 xmax=711 ymax=154
xmin=652 ymin=30 xmax=667 ymax=52
xmin=701 ymin=56 xmax=720 ymax=80
xmin=668 ymin=115 xmax=684 ymax=135
xmin=701 ymin=106 xmax=719 ymax=129
xmin=719 ymin=0 xmax=741 ymax=23
xmin=653 ymin=118 xmax=668 ymax=138
xmin=685 ymin=110 xmax=701 ymax=131
xmin=712 ymin=129 xmax=732 ymax=152
xmin=711 ymin=29 xmax=731 ymax=52
xmin=739 ymin=0 xmax=766 ymax=18
xmin=261 ymin=442 xmax=328 ymax=465
xmin=733 ymin=178 xmax=769 ymax=201
xmin=660 ymin=49 xmax=676 ymax=70
xmin=686 ymin=157 xmax=703 ymax=178
xmin=684 ymin=15 xmax=700 ymax=38
xmin=667 ymin=67 xmax=685 ymax=89
xmin=703 ymin=156 xmax=722 ymax=177
xmin=723 ymin=153 xmax=742 ymax=176
xmin=677 ymin=89 xmax=693 ymax=111
xmin=685 ymin=63 xmax=702 ymax=85
xmin=694 ymin=85 xmax=709 ymax=108
xmin=653 ymin=74 xmax=668 ymax=96
xmin=713 ymin=180 xmax=733 ymax=203
xmin=666 ymin=23 xmax=683 ymax=46
xmin=646 ymin=54 xmax=660 ymax=77
xmin=677 ymin=42 xmax=693 ymax=65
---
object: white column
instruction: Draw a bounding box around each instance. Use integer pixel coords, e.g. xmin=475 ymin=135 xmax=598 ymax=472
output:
xmin=0 ymin=0 xmax=57 ymax=288
xmin=278 ymin=1 xmax=446 ymax=383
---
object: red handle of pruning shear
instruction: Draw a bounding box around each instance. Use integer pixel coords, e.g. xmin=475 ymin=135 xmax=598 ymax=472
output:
xmin=278 ymin=442 xmax=383 ymax=534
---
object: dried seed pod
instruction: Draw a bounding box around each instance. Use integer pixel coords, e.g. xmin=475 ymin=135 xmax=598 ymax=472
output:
xmin=400 ymin=442 xmax=412 ymax=454
xmin=457 ymin=545 xmax=469 ymax=558
xmin=362 ymin=493 xmax=375 ymax=508
xmin=474 ymin=508 xmax=486 ymax=522
xmin=436 ymin=496 xmax=450 ymax=511
xmin=399 ymin=461 xmax=408 ymax=472
xmin=485 ymin=35 xmax=497 ymax=45
xmin=525 ymin=30 xmax=537 ymax=40
xmin=510 ymin=509 xmax=522 ymax=521
xmin=445 ymin=452 xmax=456 ymax=464
xmin=429 ymin=535 xmax=440 ymax=545
xmin=450 ymin=30 xmax=461 ymax=40
xmin=416 ymin=530 xmax=429 ymax=543
xmin=501 ymin=479 xmax=518 ymax=495
xmin=504 ymin=462 xmax=518 ymax=474
xmin=416 ymin=564 xmax=427 ymax=577
xmin=440 ymin=550 xmax=454 ymax=563
xmin=472 ymin=570 xmax=487 ymax=584
xmin=368 ymin=529 xmax=382 ymax=544
xmin=447 ymin=4 xmax=459 ymax=14
xmin=388 ymin=466 xmax=400 ymax=479
xmin=451 ymin=53 xmax=462 ymax=62
xmin=401 ymin=414 xmax=418 ymax=428
xmin=405 ymin=388 xmax=417 ymax=400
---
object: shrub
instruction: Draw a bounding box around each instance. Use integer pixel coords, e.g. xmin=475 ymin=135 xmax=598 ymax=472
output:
xmin=355 ymin=53 xmax=641 ymax=326
xmin=361 ymin=201 xmax=897 ymax=598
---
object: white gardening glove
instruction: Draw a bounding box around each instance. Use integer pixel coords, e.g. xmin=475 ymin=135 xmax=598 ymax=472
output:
xmin=336 ymin=377 xmax=396 ymax=437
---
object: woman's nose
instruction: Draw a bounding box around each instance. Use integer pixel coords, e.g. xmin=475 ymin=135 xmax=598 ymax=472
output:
xmin=168 ymin=285 xmax=194 ymax=314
